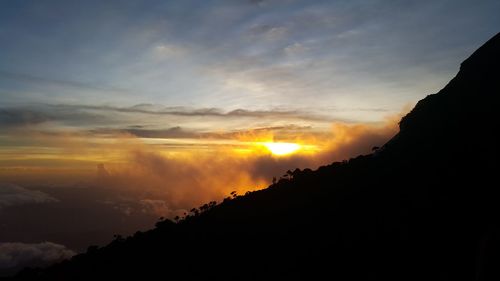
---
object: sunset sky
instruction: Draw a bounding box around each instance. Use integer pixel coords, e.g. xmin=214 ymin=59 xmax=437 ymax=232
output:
xmin=1 ymin=0 xmax=500 ymax=270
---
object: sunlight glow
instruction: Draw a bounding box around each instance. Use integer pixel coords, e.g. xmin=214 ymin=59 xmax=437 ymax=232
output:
xmin=263 ymin=142 xmax=301 ymax=156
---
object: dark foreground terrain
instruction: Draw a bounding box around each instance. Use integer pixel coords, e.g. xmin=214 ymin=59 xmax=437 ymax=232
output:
xmin=11 ymin=32 xmax=500 ymax=280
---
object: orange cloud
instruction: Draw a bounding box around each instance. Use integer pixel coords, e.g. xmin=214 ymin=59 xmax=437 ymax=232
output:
xmin=0 ymin=109 xmax=405 ymax=218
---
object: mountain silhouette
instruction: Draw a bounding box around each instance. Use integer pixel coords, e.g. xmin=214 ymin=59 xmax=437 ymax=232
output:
xmin=11 ymin=32 xmax=500 ymax=281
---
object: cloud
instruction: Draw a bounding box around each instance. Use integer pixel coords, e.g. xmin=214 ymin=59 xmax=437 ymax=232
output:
xmin=139 ymin=199 xmax=184 ymax=218
xmin=0 ymin=105 xmax=107 ymax=129
xmin=0 ymin=242 xmax=75 ymax=273
xmin=64 ymin=104 xmax=335 ymax=121
xmin=1 ymin=1 xmax=499 ymax=113
xmin=88 ymin=111 xmax=401 ymax=218
xmin=154 ymin=44 xmax=187 ymax=59
xmin=249 ymin=0 xmax=266 ymax=6
xmin=318 ymin=118 xmax=400 ymax=163
xmin=0 ymin=70 xmax=125 ymax=93
xmin=0 ymin=104 xmax=335 ymax=130
xmin=0 ymin=184 xmax=58 ymax=210
xmin=92 ymin=124 xmax=318 ymax=140
xmin=284 ymin=42 xmax=307 ymax=56
xmin=0 ymin=105 xmax=405 ymax=220
xmin=0 ymin=103 xmax=391 ymax=132
xmin=0 ymin=108 xmax=51 ymax=127
xmin=90 ymin=126 xmax=196 ymax=139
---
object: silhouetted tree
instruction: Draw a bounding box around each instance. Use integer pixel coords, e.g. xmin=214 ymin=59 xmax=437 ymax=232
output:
xmin=230 ymin=191 xmax=238 ymax=198
xmin=190 ymin=208 xmax=200 ymax=216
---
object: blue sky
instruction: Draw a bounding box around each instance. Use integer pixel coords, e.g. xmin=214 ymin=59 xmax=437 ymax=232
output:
xmin=1 ymin=0 xmax=499 ymax=123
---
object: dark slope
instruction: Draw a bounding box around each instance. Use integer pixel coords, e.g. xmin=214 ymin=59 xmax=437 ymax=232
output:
xmin=15 ymin=32 xmax=500 ymax=281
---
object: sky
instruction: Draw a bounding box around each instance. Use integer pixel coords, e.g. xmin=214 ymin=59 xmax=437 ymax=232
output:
xmin=1 ymin=0 xmax=499 ymax=274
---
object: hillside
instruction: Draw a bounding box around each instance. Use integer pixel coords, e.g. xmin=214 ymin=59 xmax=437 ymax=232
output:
xmin=13 ymin=32 xmax=500 ymax=281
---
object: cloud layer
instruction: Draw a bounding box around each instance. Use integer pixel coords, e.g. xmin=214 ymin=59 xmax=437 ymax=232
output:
xmin=89 ymin=115 xmax=399 ymax=218
xmin=0 ymin=103 xmax=403 ymax=218
xmin=0 ymin=184 xmax=58 ymax=210
xmin=0 ymin=242 xmax=75 ymax=273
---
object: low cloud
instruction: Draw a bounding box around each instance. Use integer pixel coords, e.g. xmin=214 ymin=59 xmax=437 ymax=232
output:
xmin=318 ymin=117 xmax=400 ymax=162
xmin=139 ymin=199 xmax=184 ymax=218
xmin=90 ymin=112 xmax=400 ymax=218
xmin=0 ymin=242 xmax=75 ymax=274
xmin=0 ymin=184 xmax=58 ymax=210
xmin=0 ymin=106 xmax=404 ymax=219
xmin=95 ymin=150 xmax=267 ymax=217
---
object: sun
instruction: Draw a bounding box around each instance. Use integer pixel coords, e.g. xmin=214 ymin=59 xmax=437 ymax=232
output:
xmin=263 ymin=142 xmax=301 ymax=156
